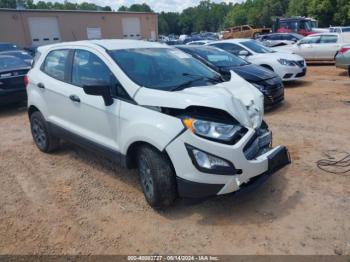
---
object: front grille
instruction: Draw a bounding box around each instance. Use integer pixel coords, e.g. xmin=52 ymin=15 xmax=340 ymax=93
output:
xmin=244 ymin=128 xmax=272 ymax=160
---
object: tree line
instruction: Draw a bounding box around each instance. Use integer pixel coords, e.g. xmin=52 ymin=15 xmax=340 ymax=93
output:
xmin=159 ymin=0 xmax=350 ymax=35
xmin=0 ymin=0 xmax=349 ymax=35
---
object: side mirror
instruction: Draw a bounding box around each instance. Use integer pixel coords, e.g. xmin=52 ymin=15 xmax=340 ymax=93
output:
xmin=83 ymin=81 xmax=114 ymax=106
xmin=238 ymin=50 xmax=249 ymax=56
xmin=297 ymin=41 xmax=302 ymax=46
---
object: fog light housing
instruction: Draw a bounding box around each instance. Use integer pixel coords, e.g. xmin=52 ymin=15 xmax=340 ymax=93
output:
xmin=186 ymin=144 xmax=240 ymax=175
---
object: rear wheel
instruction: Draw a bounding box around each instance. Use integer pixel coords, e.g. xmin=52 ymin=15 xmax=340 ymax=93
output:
xmin=137 ymin=145 xmax=177 ymax=209
xmin=30 ymin=111 xmax=60 ymax=153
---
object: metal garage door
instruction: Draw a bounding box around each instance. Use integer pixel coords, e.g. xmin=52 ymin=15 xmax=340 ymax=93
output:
xmin=122 ymin=17 xmax=141 ymax=39
xmin=28 ymin=17 xmax=61 ymax=47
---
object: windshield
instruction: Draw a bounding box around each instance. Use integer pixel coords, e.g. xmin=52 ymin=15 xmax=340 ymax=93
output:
xmin=109 ymin=48 xmax=220 ymax=91
xmin=241 ymin=40 xmax=275 ymax=54
xmin=191 ymin=47 xmax=249 ymax=67
xmin=0 ymin=56 xmax=28 ymax=71
xmin=301 ymin=20 xmax=312 ymax=31
xmin=0 ymin=44 xmax=17 ymax=52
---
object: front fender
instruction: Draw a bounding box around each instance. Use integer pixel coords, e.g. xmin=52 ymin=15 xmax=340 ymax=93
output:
xmin=118 ymin=102 xmax=185 ymax=155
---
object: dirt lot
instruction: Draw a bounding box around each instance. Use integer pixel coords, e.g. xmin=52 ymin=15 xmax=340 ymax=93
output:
xmin=0 ymin=66 xmax=349 ymax=255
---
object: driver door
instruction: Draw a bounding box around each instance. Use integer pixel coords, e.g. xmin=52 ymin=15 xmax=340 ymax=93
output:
xmin=65 ymin=49 xmax=121 ymax=152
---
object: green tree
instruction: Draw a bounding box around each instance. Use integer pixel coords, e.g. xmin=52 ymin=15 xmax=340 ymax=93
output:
xmin=118 ymin=3 xmax=153 ymax=12
xmin=287 ymin=0 xmax=308 ymax=16
xmin=307 ymin=0 xmax=337 ymax=27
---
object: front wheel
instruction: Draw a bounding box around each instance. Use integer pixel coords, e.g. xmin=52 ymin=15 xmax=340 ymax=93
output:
xmin=137 ymin=146 xmax=177 ymax=209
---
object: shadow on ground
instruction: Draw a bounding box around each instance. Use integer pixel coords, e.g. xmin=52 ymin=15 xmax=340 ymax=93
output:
xmin=0 ymin=102 xmax=27 ymax=117
xmin=53 ymin=140 xmax=300 ymax=226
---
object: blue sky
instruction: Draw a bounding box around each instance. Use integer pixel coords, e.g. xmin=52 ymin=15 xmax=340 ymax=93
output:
xmin=34 ymin=0 xmax=244 ymax=12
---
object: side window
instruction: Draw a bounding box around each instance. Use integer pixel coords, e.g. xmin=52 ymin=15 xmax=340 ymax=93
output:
xmin=270 ymin=34 xmax=280 ymax=40
xmin=211 ymin=43 xmax=245 ymax=55
xmin=320 ymin=35 xmax=338 ymax=44
xmin=72 ymin=50 xmax=130 ymax=100
xmin=72 ymin=50 xmax=112 ymax=87
xmin=42 ymin=50 xmax=70 ymax=81
xmin=242 ymin=26 xmax=250 ymax=31
xmin=283 ymin=34 xmax=292 ymax=40
xmin=300 ymin=36 xmax=320 ymax=44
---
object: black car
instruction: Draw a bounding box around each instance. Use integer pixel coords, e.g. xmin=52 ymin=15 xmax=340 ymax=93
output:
xmin=0 ymin=42 xmax=18 ymax=52
xmin=176 ymin=45 xmax=284 ymax=108
xmin=0 ymin=50 xmax=33 ymax=65
xmin=0 ymin=55 xmax=31 ymax=106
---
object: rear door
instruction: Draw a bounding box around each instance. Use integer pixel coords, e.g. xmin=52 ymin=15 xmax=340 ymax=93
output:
xmin=317 ymin=35 xmax=341 ymax=60
xmin=37 ymin=49 xmax=73 ymax=125
xmin=296 ymin=35 xmax=321 ymax=60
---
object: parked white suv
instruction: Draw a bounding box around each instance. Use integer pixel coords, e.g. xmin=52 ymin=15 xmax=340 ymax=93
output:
xmin=207 ymin=39 xmax=307 ymax=81
xmin=26 ymin=40 xmax=290 ymax=208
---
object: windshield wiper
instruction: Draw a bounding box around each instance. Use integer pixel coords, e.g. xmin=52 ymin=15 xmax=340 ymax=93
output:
xmin=170 ymin=73 xmax=223 ymax=92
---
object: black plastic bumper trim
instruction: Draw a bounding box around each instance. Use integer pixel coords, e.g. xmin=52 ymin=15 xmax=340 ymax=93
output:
xmin=177 ymin=146 xmax=291 ymax=199
xmin=176 ymin=177 xmax=225 ymax=199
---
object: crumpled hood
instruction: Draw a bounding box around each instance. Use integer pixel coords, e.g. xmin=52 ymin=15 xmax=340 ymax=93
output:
xmin=134 ymin=71 xmax=264 ymax=129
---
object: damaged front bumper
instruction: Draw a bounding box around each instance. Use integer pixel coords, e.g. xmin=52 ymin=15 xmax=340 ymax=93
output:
xmin=166 ymin=127 xmax=291 ymax=199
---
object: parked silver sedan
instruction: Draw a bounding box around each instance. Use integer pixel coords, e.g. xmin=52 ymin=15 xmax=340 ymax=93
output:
xmin=336 ymin=45 xmax=350 ymax=75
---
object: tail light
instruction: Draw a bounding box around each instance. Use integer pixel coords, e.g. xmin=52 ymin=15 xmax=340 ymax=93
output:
xmin=24 ymin=75 xmax=29 ymax=87
xmin=339 ymin=47 xmax=350 ymax=55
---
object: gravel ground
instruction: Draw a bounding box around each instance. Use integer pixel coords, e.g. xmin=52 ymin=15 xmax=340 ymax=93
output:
xmin=0 ymin=65 xmax=349 ymax=255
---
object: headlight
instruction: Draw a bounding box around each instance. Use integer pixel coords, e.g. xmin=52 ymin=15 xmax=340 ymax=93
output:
xmin=278 ymin=59 xmax=296 ymax=66
xmin=182 ymin=118 xmax=243 ymax=142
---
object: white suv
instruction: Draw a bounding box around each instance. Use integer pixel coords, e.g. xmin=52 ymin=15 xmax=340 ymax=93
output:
xmin=26 ymin=40 xmax=290 ymax=208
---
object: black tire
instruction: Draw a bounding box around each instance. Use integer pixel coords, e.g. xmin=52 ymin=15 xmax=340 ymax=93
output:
xmin=30 ymin=111 xmax=60 ymax=153
xmin=253 ymin=32 xmax=260 ymax=39
xmin=137 ymin=145 xmax=177 ymax=209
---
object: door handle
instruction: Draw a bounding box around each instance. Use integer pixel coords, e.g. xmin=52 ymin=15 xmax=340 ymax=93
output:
xmin=37 ymin=83 xmax=45 ymax=89
xmin=69 ymin=95 xmax=81 ymax=103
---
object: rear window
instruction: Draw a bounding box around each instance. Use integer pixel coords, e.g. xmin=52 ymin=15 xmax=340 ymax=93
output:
xmin=0 ymin=56 xmax=28 ymax=71
xmin=320 ymin=35 xmax=338 ymax=44
xmin=42 ymin=50 xmax=70 ymax=81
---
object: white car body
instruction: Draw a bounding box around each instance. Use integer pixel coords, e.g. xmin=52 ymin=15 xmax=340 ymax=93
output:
xmin=26 ymin=40 xmax=290 ymax=207
xmin=207 ymin=39 xmax=307 ymax=81
xmin=273 ymin=33 xmax=350 ymax=60
xmin=186 ymin=40 xmax=213 ymax=46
